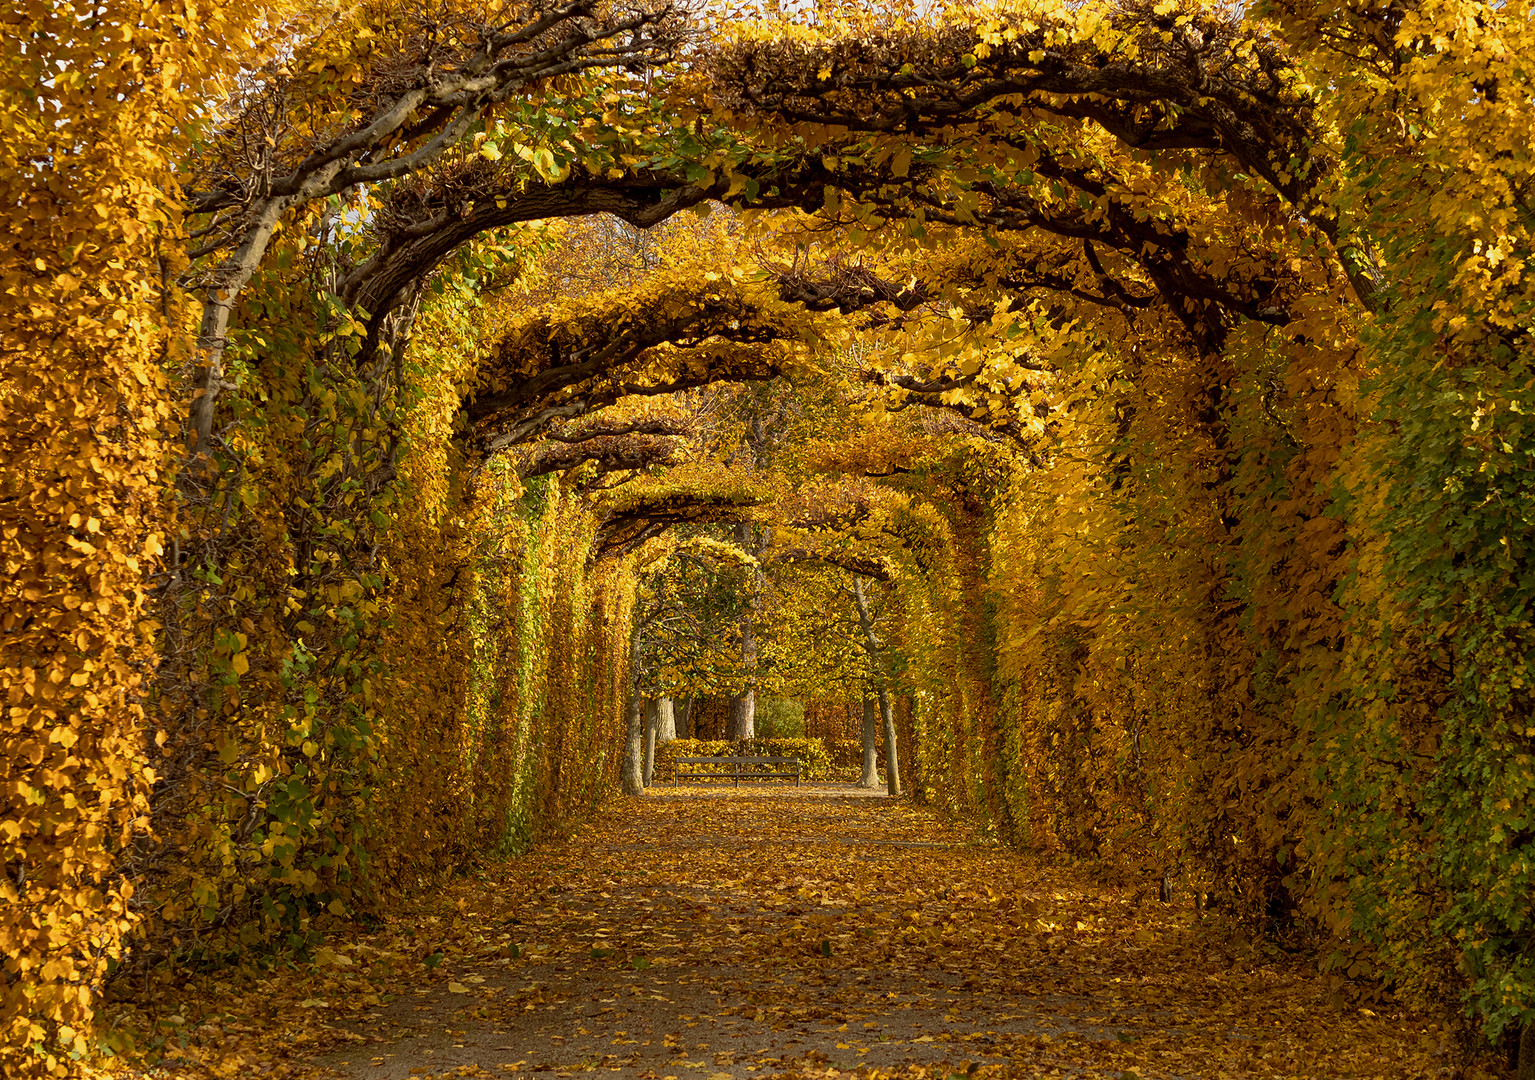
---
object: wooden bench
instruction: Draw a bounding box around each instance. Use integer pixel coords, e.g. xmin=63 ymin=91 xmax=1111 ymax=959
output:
xmin=670 ymin=756 xmax=802 ymax=787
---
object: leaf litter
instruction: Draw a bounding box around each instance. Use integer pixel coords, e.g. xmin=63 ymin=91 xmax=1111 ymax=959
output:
xmin=102 ymin=784 xmax=1485 ymax=1079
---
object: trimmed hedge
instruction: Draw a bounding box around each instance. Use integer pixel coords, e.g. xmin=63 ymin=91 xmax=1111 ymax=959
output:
xmin=826 ymin=738 xmax=865 ymax=777
xmin=656 ymin=737 xmax=832 ymax=780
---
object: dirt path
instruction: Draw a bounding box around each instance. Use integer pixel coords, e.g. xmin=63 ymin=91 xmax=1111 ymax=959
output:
xmin=127 ymin=784 xmax=1469 ymax=1079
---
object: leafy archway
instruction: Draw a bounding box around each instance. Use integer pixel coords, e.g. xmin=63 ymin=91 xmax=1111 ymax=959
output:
xmin=4 ymin=0 xmax=1533 ymax=1072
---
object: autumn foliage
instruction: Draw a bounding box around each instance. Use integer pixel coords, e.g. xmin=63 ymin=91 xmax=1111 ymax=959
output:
xmin=2 ymin=0 xmax=1533 ymax=1074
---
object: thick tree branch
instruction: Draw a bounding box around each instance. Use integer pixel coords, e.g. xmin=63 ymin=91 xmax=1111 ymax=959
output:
xmin=180 ymin=0 xmax=684 ymax=464
xmin=707 ymin=3 xmax=1383 ymax=310
xmin=516 ymin=433 xmax=684 ymax=478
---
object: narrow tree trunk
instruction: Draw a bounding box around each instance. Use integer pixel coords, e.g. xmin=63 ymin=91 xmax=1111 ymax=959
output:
xmin=852 ymin=576 xmax=901 ymax=797
xmin=621 ymin=692 xmax=645 ymax=795
xmin=676 ymin=697 xmax=692 ymax=739
xmin=621 ymin=621 xmax=645 ymax=796
xmin=858 ymin=696 xmax=880 ymax=788
xmin=1519 ymin=1022 xmax=1534 ymax=1080
xmin=188 ymin=298 xmax=233 ymax=461
xmin=729 ymin=519 xmax=759 ymax=742
xmin=900 ymin=694 xmax=921 ymax=798
xmin=643 ymin=698 xmax=658 ymax=787
xmin=187 ymin=200 xmax=291 ymax=464
xmin=878 ymin=684 xmax=901 ymax=798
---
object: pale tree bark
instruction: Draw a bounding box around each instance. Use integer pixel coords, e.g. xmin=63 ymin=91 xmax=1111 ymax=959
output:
xmin=878 ymin=684 xmax=901 ymax=798
xmin=621 ymin=692 xmax=646 ymax=796
xmin=727 ymin=686 xmax=756 ymax=741
xmin=643 ymin=698 xmax=659 ymax=787
xmin=859 ymin=696 xmax=880 ymax=789
xmin=644 ymin=696 xmax=675 ymax=787
xmin=621 ymin=621 xmax=645 ymax=796
xmin=187 ymin=207 xmax=287 ymax=460
xmin=852 ymin=576 xmax=901 ymax=797
xmin=727 ymin=519 xmax=759 ymax=741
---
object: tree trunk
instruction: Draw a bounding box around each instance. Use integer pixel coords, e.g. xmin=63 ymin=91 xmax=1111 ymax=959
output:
xmin=1519 ymin=1022 xmax=1534 ymax=1080
xmin=621 ymin=691 xmax=645 ymax=795
xmin=729 ymin=519 xmax=759 ymax=742
xmin=900 ymin=694 xmax=920 ymax=799
xmin=676 ymin=697 xmax=692 ymax=739
xmin=727 ymin=687 xmax=755 ymax=741
xmin=852 ymin=576 xmax=901 ymax=797
xmin=645 ymin=697 xmax=675 ymax=787
xmin=858 ymin=696 xmax=880 ymax=788
xmin=621 ymin=621 xmax=645 ymax=796
xmin=643 ymin=698 xmax=658 ymax=787
xmin=187 ymin=201 xmax=291 ymax=464
xmin=878 ymin=684 xmax=901 ymax=798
